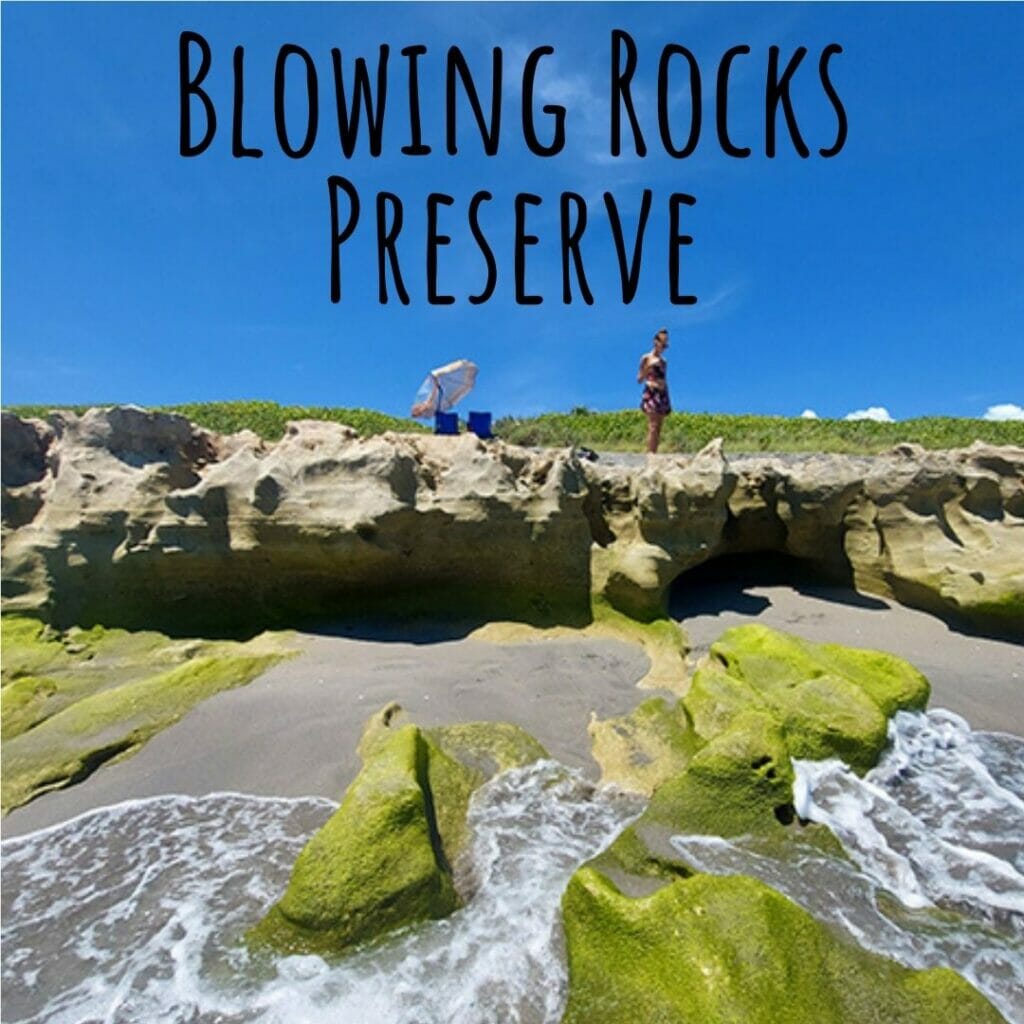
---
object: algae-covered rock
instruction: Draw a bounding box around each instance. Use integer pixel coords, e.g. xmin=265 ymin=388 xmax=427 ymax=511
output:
xmin=593 ymin=624 xmax=936 ymax=871
xmin=635 ymin=711 xmax=793 ymax=844
xmin=591 ymin=625 xmax=932 ymax=879
xmin=685 ymin=624 xmax=928 ymax=773
xmin=1 ymin=616 xmax=293 ymax=813
xmin=565 ymin=626 xmax=1004 ymax=1024
xmin=709 ymin=623 xmax=930 ymax=717
xmin=249 ymin=724 xmax=473 ymax=957
xmin=592 ymin=711 xmax=797 ymax=888
xmin=681 ymin=659 xmax=768 ymax=740
xmin=561 ymin=867 xmax=1005 ymax=1024
xmin=1 ymin=674 xmax=60 ymax=740
xmin=427 ymin=721 xmax=549 ymax=777
xmin=588 ymin=698 xmax=700 ymax=795
xmin=250 ymin=707 xmax=548 ymax=958
xmin=659 ymin=711 xmax=795 ymax=836
xmin=767 ymin=674 xmax=888 ymax=773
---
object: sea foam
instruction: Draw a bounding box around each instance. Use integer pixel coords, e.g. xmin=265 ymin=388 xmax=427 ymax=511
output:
xmin=1 ymin=763 xmax=638 ymax=1024
xmin=671 ymin=709 xmax=1024 ymax=1023
xmin=4 ymin=712 xmax=1021 ymax=1023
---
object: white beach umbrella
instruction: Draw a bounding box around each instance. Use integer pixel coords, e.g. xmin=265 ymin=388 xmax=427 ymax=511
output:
xmin=410 ymin=359 xmax=479 ymax=418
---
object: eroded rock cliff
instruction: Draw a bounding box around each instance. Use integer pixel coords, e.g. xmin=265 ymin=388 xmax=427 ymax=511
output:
xmin=2 ymin=407 xmax=1021 ymax=637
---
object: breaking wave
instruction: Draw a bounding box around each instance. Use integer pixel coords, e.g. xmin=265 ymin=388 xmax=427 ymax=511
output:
xmin=1 ymin=763 xmax=638 ymax=1024
xmin=4 ymin=711 xmax=1021 ymax=1023
xmin=671 ymin=710 xmax=1024 ymax=1023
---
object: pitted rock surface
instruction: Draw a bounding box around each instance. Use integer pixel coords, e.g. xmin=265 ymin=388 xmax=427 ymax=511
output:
xmin=2 ymin=407 xmax=1021 ymax=636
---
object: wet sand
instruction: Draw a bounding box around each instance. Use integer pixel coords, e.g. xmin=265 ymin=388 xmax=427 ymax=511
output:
xmin=4 ymin=581 xmax=1020 ymax=840
xmin=2 ymin=633 xmax=651 ymax=838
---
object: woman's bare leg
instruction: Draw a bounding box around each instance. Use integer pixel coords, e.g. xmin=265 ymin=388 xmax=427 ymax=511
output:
xmin=646 ymin=412 xmax=664 ymax=453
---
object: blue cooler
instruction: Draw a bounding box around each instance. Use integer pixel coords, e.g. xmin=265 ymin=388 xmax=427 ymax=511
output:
xmin=434 ymin=411 xmax=459 ymax=435
xmin=467 ymin=411 xmax=492 ymax=439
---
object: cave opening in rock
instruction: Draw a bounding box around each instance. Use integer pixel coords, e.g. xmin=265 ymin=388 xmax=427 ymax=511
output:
xmin=667 ymin=550 xmax=889 ymax=625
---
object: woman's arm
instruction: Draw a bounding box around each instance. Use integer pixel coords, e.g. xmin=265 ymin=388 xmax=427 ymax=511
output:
xmin=637 ymin=354 xmax=649 ymax=383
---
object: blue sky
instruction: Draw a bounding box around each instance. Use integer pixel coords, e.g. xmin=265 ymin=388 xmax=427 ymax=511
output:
xmin=3 ymin=2 xmax=1022 ymax=421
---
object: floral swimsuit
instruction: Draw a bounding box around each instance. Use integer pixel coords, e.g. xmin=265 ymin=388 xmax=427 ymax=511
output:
xmin=641 ymin=358 xmax=671 ymax=416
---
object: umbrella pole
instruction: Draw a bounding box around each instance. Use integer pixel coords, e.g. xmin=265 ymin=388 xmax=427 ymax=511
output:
xmin=435 ymin=376 xmax=445 ymax=434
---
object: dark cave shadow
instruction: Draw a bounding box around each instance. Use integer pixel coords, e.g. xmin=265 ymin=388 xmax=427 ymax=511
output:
xmin=299 ymin=602 xmax=594 ymax=646
xmin=303 ymin=618 xmax=486 ymax=645
xmin=668 ymin=551 xmax=891 ymax=621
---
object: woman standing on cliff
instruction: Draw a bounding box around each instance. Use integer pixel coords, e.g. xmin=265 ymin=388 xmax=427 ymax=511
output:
xmin=638 ymin=328 xmax=671 ymax=453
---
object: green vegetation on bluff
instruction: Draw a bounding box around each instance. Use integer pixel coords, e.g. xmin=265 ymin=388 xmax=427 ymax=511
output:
xmin=5 ymin=401 xmax=1021 ymax=452
xmin=496 ymin=408 xmax=1024 ymax=453
xmin=5 ymin=400 xmax=426 ymax=441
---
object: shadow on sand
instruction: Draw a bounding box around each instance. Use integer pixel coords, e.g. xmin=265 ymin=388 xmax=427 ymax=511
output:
xmin=305 ymin=619 xmax=485 ymax=645
xmin=668 ymin=552 xmax=890 ymax=621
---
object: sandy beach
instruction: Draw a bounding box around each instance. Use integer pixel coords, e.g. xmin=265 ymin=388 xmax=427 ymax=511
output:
xmin=3 ymin=575 xmax=1020 ymax=840
xmin=0 ymin=631 xmax=651 ymax=838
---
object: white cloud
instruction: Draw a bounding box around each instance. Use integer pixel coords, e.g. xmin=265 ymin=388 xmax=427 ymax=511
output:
xmin=983 ymin=403 xmax=1024 ymax=422
xmin=844 ymin=406 xmax=894 ymax=423
xmin=800 ymin=409 xmax=818 ymax=419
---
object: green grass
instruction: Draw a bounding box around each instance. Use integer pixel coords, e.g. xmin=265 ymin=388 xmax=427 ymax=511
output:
xmin=5 ymin=400 xmax=427 ymax=442
xmin=494 ymin=409 xmax=1024 ymax=454
xmin=6 ymin=401 xmax=1022 ymax=453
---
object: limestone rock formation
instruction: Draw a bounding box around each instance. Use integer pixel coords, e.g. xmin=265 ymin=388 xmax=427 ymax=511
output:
xmin=1 ymin=407 xmax=593 ymax=633
xmin=249 ymin=704 xmax=547 ymax=957
xmin=560 ymin=869 xmax=1005 ymax=1024
xmin=566 ymin=626 xmax=1005 ymax=1023
xmin=0 ymin=615 xmax=292 ymax=813
xmin=590 ymin=624 xmax=929 ymax=796
xmin=588 ymin=443 xmax=1024 ymax=635
xmin=2 ymin=407 xmax=1022 ymax=637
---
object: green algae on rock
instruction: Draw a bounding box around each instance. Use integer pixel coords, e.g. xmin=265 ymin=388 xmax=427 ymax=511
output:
xmin=708 ymin=624 xmax=930 ymax=717
xmin=586 ymin=624 xmax=933 ymax=885
xmin=652 ymin=711 xmax=796 ymax=836
xmin=767 ymin=674 xmax=888 ymax=772
xmin=591 ymin=710 xmax=799 ymax=888
xmin=2 ymin=616 xmax=170 ymax=705
xmin=249 ymin=725 xmax=470 ymax=957
xmin=560 ymin=868 xmax=1006 ymax=1024
xmin=685 ymin=624 xmax=929 ymax=773
xmin=591 ymin=623 xmax=926 ymax=810
xmin=249 ymin=706 xmax=548 ymax=958
xmin=2 ymin=674 xmax=60 ymax=740
xmin=564 ymin=625 xmax=1009 ymax=1022
xmin=1 ymin=616 xmax=294 ymax=813
xmin=426 ymin=721 xmax=549 ymax=779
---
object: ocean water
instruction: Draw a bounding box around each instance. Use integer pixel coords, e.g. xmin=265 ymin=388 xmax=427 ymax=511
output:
xmin=671 ymin=710 xmax=1024 ymax=1023
xmin=0 ymin=762 xmax=639 ymax=1024
xmin=2 ymin=713 xmax=1022 ymax=1024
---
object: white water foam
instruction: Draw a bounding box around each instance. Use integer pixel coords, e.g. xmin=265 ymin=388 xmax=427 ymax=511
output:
xmin=672 ymin=709 xmax=1024 ymax=1023
xmin=1 ymin=762 xmax=638 ymax=1024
